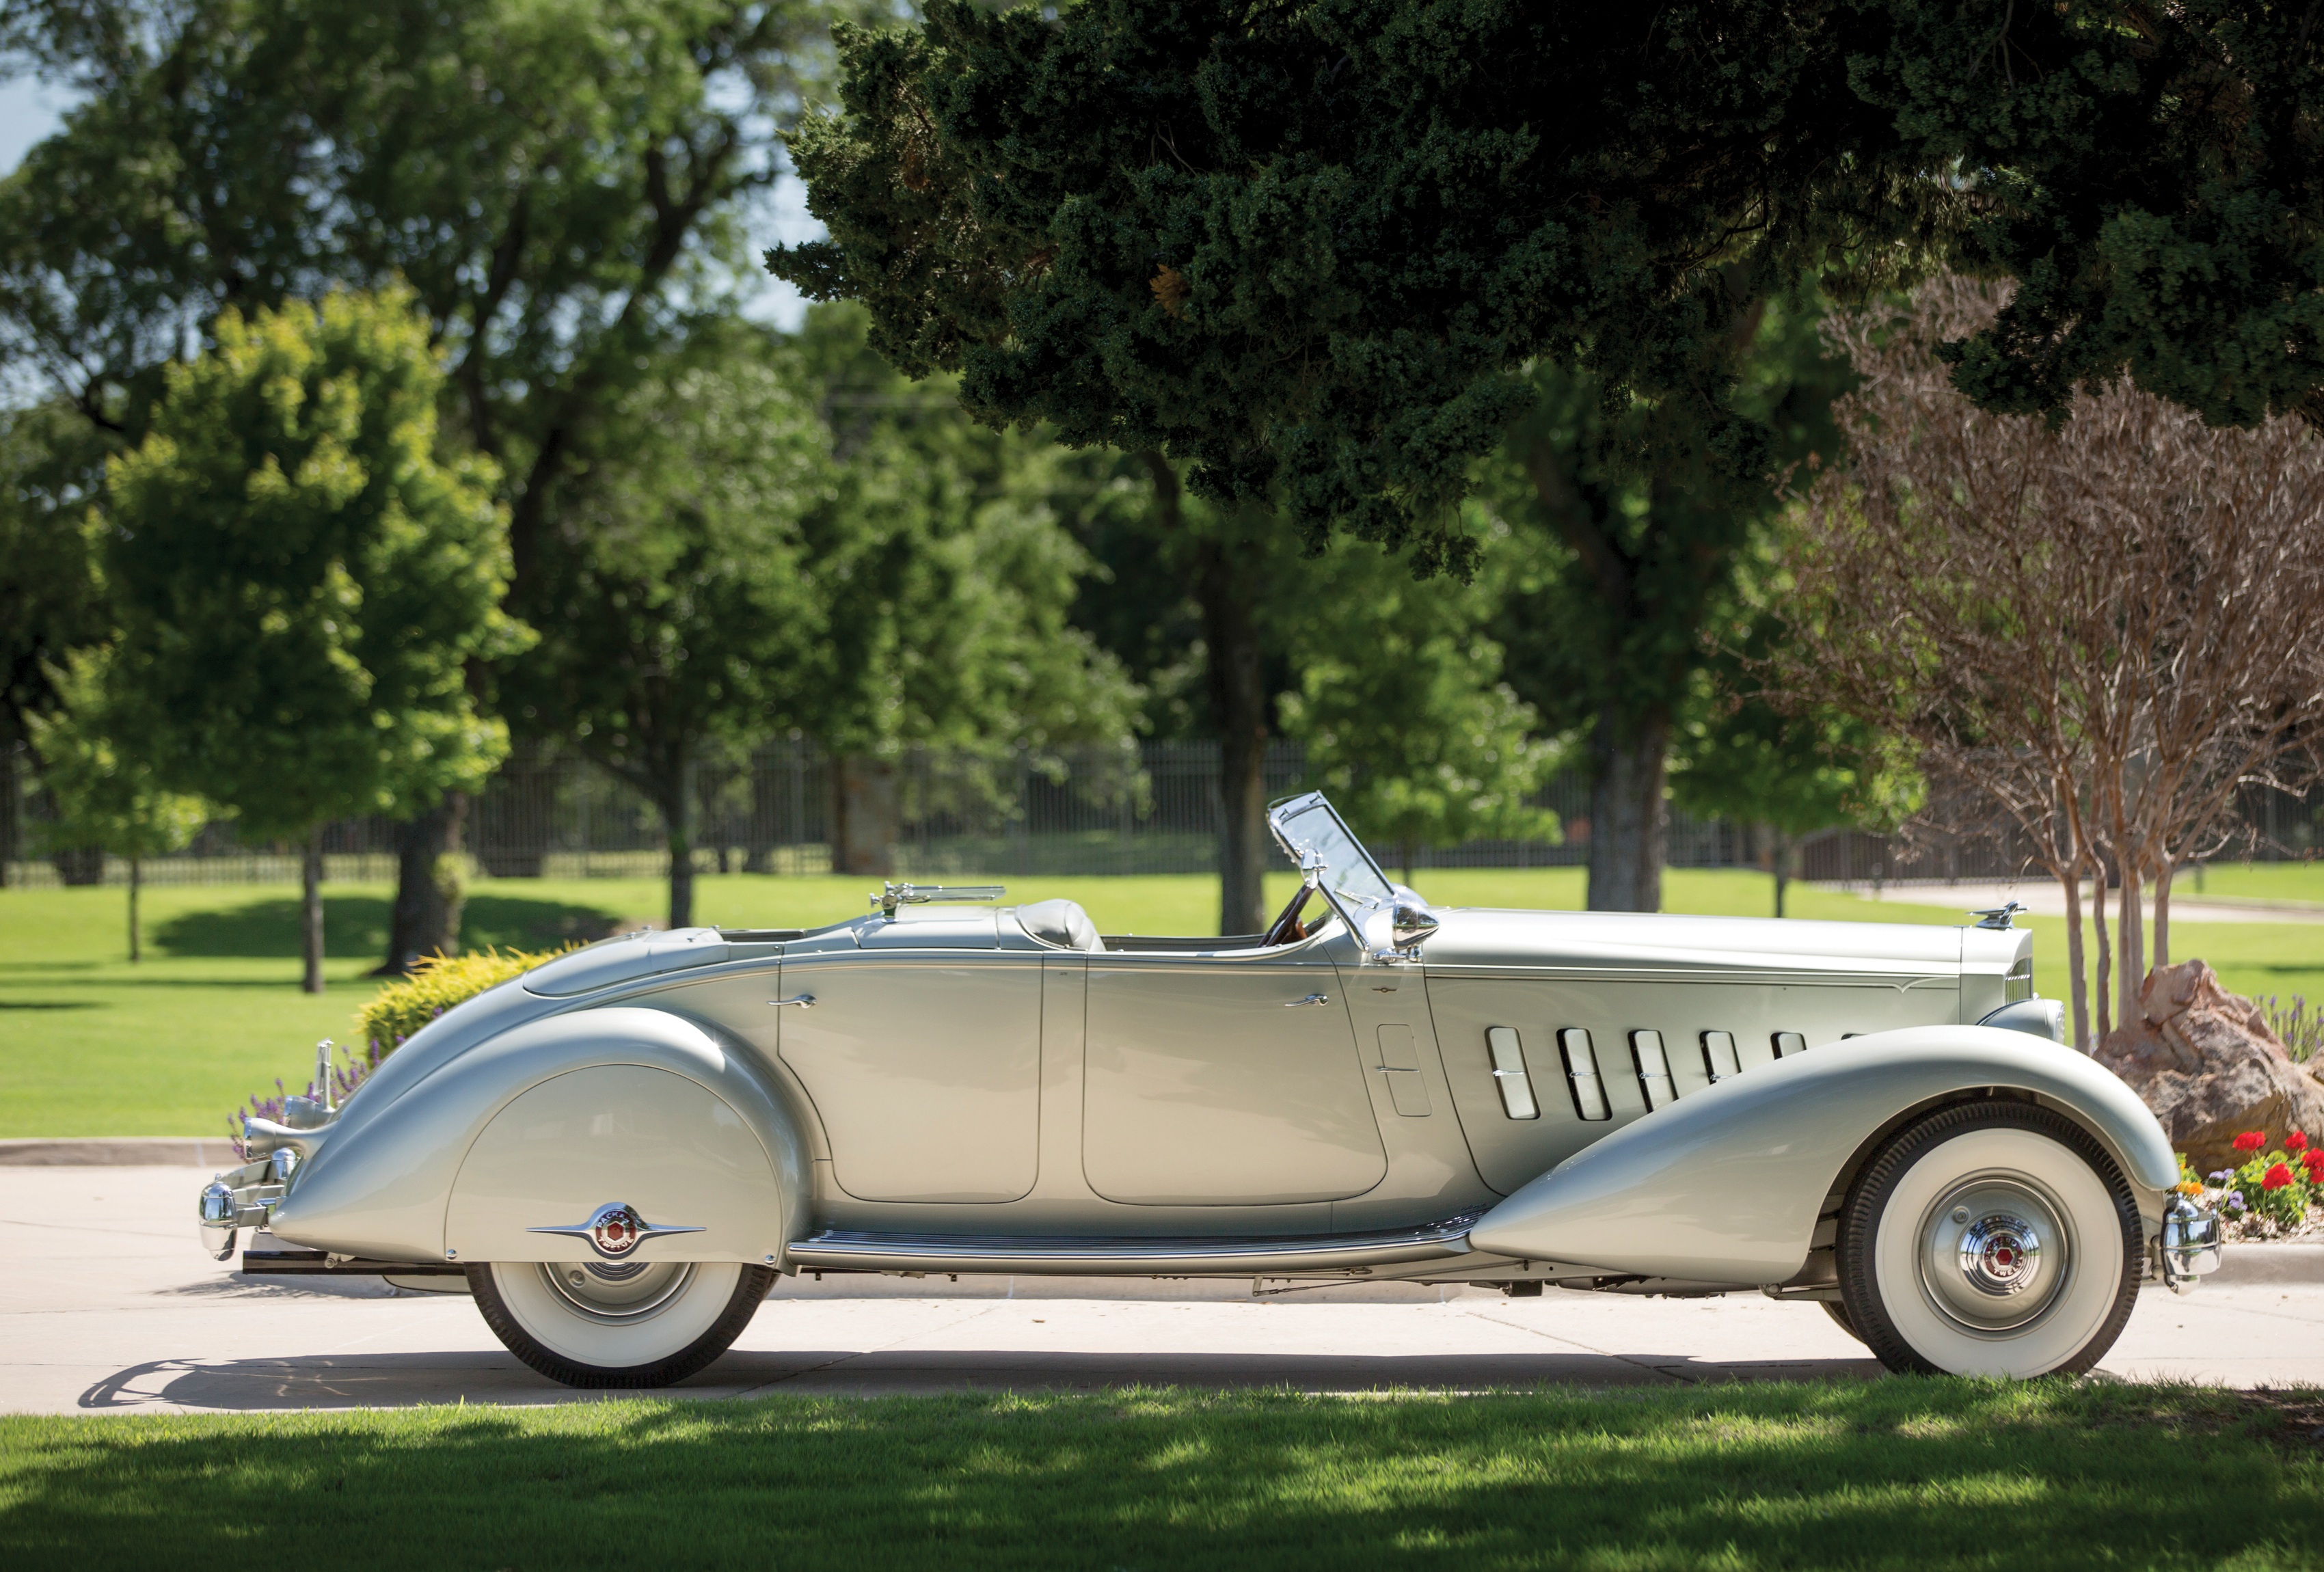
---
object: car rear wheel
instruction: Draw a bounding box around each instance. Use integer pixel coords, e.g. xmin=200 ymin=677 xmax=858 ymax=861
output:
xmin=468 ymin=1260 xmax=776 ymax=1388
xmin=1837 ymin=1102 xmax=2140 ymax=1378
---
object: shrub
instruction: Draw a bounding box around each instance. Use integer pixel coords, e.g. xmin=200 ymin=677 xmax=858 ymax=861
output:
xmin=354 ymin=946 xmax=573 ymax=1058
xmin=2262 ymin=995 xmax=2321 ymax=1062
xmin=228 ymin=945 xmax=574 ymax=1154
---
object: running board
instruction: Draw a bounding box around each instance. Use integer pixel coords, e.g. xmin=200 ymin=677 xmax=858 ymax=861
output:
xmin=239 ymin=1245 xmax=466 ymax=1277
xmin=785 ymin=1212 xmax=1485 ymax=1277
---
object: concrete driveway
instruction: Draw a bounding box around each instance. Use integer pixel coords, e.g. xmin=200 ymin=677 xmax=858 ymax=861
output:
xmin=8 ymin=1165 xmax=2321 ymax=1415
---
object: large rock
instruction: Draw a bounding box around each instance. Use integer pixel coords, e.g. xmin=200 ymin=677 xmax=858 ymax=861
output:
xmin=2093 ymin=958 xmax=2324 ymax=1175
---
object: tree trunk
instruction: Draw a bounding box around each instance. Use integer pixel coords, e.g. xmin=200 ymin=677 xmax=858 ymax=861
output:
xmin=2060 ymin=865 xmax=2092 ymax=1051
xmin=830 ymin=754 xmax=899 ymax=878
xmin=1142 ymin=452 xmax=1272 ymax=938
xmin=376 ymin=791 xmax=468 ymax=976
xmin=127 ymin=854 xmax=141 ymax=964
xmin=1199 ymin=534 xmax=1269 ymax=937
xmin=2090 ymin=856 xmax=2113 ymax=1040
xmin=666 ymin=754 xmax=700 ymax=930
xmin=2154 ymin=857 xmax=2173 ymax=970
xmin=2118 ymin=861 xmax=2144 ymax=1031
xmin=1772 ymin=826 xmax=1791 ymax=919
xmin=1586 ymin=705 xmax=1669 ymax=912
xmin=300 ymin=829 xmax=325 ymax=994
xmin=0 ymin=744 xmax=17 ymax=888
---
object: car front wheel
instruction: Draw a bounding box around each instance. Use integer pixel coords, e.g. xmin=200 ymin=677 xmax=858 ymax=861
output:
xmin=1838 ymin=1102 xmax=2141 ymax=1378
xmin=468 ymin=1260 xmax=776 ymax=1388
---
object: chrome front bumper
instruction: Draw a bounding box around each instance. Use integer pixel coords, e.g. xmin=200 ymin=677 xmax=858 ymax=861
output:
xmin=196 ymin=1150 xmax=296 ymax=1262
xmin=2158 ymin=1194 xmax=2224 ymax=1295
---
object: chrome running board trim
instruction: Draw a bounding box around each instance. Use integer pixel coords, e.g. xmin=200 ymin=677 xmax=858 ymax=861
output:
xmin=785 ymin=1212 xmax=1485 ymax=1277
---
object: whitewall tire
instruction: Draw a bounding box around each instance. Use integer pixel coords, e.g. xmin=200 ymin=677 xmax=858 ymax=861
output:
xmin=1838 ymin=1102 xmax=2140 ymax=1379
xmin=468 ymin=1259 xmax=777 ymax=1388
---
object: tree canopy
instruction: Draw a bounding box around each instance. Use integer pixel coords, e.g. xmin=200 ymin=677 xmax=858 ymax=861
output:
xmin=100 ymin=286 xmax=525 ymax=986
xmin=772 ymin=0 xmax=2324 ymax=568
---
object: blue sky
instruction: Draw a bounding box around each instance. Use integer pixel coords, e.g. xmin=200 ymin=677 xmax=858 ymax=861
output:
xmin=0 ymin=73 xmax=70 ymax=173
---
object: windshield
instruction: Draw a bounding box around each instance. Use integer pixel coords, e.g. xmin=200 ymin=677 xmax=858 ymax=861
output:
xmin=1267 ymin=793 xmax=1397 ymax=911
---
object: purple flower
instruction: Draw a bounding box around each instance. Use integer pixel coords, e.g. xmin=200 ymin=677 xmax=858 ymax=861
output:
xmin=2208 ymin=1170 xmax=2234 ymax=1185
xmin=2226 ymin=1189 xmax=2248 ymax=1210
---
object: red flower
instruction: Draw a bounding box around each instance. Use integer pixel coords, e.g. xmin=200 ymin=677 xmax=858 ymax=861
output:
xmin=2233 ymin=1131 xmax=2268 ymax=1154
xmin=2262 ymin=1163 xmax=2295 ymax=1191
xmin=2288 ymin=1130 xmax=2311 ymax=1153
xmin=2303 ymin=1149 xmax=2324 ymax=1177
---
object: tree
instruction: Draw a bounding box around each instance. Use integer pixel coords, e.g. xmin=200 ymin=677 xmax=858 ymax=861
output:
xmin=773 ymin=3 xmax=2324 ymax=910
xmin=786 ymin=306 xmax=1138 ymax=882
xmin=1775 ymin=278 xmax=2324 ymax=1048
xmin=1472 ymin=288 xmax=1855 ymax=908
xmin=25 ymin=655 xmax=211 ymax=960
xmin=769 ymin=0 xmax=2324 ymax=569
xmin=1277 ymin=532 xmax=1556 ymax=886
xmin=0 ymin=402 xmax=108 ymax=885
xmin=0 ymin=0 xmax=856 ymax=951
xmin=512 ymin=338 xmax=835 ymax=929
xmin=101 ymin=287 xmax=526 ymax=991
xmin=1669 ymin=686 xmax=1923 ymax=920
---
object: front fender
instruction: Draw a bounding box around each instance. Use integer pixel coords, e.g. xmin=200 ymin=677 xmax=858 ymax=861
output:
xmin=1468 ymin=1025 xmax=2175 ymax=1284
xmin=268 ymin=1007 xmax=809 ymax=1267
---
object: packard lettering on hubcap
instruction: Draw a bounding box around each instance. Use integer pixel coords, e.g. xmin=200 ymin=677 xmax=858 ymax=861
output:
xmin=528 ymin=1202 xmax=703 ymax=1260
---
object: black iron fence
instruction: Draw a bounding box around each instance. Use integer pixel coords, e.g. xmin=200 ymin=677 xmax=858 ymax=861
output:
xmin=4 ymin=738 xmax=2319 ymax=889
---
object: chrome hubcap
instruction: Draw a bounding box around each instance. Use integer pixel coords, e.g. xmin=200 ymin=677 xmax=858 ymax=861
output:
xmin=537 ymin=1260 xmax=697 ymax=1324
xmin=1919 ymin=1178 xmax=2069 ymax=1333
xmin=1958 ymin=1213 xmax=2041 ymax=1296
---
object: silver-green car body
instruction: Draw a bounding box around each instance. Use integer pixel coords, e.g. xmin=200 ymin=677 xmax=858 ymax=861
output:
xmin=204 ymin=791 xmax=2219 ymax=1381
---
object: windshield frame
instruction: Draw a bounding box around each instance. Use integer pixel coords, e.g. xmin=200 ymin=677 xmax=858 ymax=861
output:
xmin=1265 ymin=791 xmax=1398 ymax=912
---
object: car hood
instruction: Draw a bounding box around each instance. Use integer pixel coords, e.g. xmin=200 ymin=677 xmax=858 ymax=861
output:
xmin=1420 ymin=907 xmax=1966 ymax=979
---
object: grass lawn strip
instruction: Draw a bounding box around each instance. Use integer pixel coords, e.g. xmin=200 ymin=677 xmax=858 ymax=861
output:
xmin=0 ymin=1381 xmax=2317 ymax=1567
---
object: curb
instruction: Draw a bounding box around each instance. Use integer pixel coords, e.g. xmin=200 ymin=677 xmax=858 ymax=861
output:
xmin=2209 ymin=1243 xmax=2324 ymax=1286
xmin=0 ymin=1137 xmax=239 ymax=1167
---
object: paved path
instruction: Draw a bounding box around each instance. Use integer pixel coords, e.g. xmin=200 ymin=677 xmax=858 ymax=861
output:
xmin=1841 ymin=878 xmax=2324 ymax=926
xmin=8 ymin=1167 xmax=2321 ymax=1415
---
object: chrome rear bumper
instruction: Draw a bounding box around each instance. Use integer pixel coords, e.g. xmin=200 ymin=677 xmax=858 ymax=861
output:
xmin=2159 ymin=1194 xmax=2223 ymax=1295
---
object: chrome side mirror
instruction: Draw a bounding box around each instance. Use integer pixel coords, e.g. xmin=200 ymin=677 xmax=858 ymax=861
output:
xmin=1390 ymin=904 xmax=1439 ymax=953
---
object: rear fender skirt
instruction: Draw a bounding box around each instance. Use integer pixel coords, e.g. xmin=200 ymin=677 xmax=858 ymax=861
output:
xmin=1468 ymin=1025 xmax=2175 ymax=1284
xmin=267 ymin=1007 xmax=810 ymax=1267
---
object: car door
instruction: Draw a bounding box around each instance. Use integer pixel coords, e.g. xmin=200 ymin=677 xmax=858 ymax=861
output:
xmin=774 ymin=929 xmax=1045 ymax=1204
xmin=1081 ymin=946 xmax=1388 ymax=1206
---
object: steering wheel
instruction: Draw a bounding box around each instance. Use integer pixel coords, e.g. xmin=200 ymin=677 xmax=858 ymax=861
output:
xmin=1262 ymin=884 xmax=1315 ymax=947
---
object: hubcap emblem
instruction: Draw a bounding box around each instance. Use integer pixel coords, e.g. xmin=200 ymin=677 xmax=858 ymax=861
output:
xmin=528 ymin=1202 xmax=704 ymax=1261
xmin=1958 ymin=1212 xmax=2042 ymax=1297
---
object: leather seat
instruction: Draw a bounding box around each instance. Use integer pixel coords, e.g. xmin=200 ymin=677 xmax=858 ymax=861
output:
xmin=1016 ymin=898 xmax=1104 ymax=953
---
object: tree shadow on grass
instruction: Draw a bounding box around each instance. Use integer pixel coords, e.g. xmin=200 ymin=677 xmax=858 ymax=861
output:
xmin=153 ymin=895 xmax=619 ymax=961
xmin=152 ymin=896 xmax=392 ymax=959
xmin=459 ymin=895 xmax=625 ymax=952
xmin=14 ymin=1381 xmax=2316 ymax=1569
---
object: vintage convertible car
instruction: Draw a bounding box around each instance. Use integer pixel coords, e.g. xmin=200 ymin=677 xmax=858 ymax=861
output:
xmin=200 ymin=791 xmax=2221 ymax=1385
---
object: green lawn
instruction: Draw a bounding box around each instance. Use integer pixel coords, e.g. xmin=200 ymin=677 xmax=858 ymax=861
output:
xmin=1 ymin=1383 xmax=2318 ymax=1569
xmin=5 ymin=864 xmax=2321 ymax=1136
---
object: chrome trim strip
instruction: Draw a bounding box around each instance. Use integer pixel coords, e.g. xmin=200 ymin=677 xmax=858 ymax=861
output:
xmin=786 ymin=1212 xmax=1485 ymax=1276
xmin=1421 ymin=964 xmax=1960 ymax=991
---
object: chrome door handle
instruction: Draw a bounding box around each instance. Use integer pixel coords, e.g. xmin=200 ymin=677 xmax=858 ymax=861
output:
xmin=768 ymin=994 xmax=816 ymax=1009
xmin=1286 ymin=993 xmax=1330 ymax=1007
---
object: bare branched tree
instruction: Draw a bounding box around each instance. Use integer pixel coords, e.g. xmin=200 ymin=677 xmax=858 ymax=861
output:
xmin=1772 ymin=277 xmax=2324 ymax=1048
